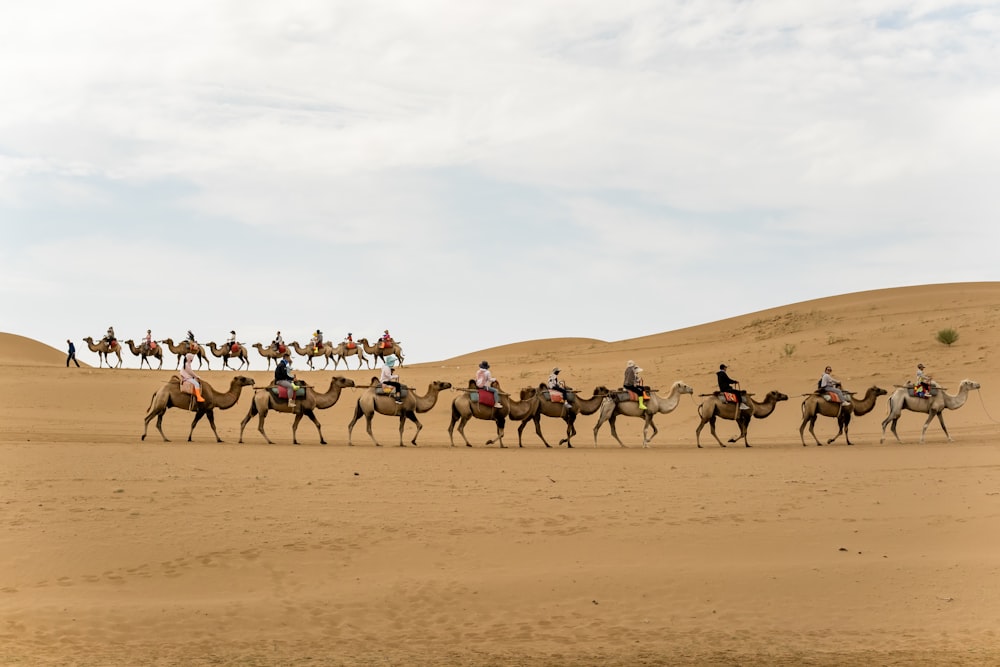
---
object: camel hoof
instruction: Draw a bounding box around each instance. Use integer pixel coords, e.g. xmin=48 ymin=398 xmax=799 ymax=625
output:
xmin=745 ymin=444 xmax=752 ymax=448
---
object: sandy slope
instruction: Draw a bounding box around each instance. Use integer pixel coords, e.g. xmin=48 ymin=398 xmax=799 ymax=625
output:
xmin=2 ymin=283 xmax=999 ymax=665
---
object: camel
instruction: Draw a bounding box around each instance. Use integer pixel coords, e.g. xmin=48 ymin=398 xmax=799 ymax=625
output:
xmin=239 ymin=376 xmax=356 ymax=445
xmin=799 ymin=385 xmax=887 ymax=446
xmin=161 ymin=338 xmax=210 ymax=371
xmin=141 ymin=375 xmax=255 ymax=443
xmin=695 ymin=390 xmax=789 ymax=448
xmin=82 ymin=337 xmax=123 ymax=369
xmin=347 ymin=380 xmax=453 ymax=447
xmin=514 ymin=385 xmax=611 ymax=448
xmin=880 ymin=379 xmax=981 ymax=444
xmin=290 ymin=341 xmax=331 ymax=370
xmin=328 ymin=341 xmax=371 ymax=370
xmin=592 ymin=381 xmax=695 ymax=448
xmin=448 ymin=382 xmax=539 ymax=448
xmin=207 ymin=341 xmax=250 ymax=371
xmin=357 ymin=337 xmax=404 ymax=367
xmin=253 ymin=342 xmax=286 ymax=370
xmin=123 ymin=339 xmax=163 ymax=370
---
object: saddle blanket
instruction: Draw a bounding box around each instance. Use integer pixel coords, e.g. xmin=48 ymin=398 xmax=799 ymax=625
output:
xmin=378 ymin=386 xmax=408 ymax=399
xmin=722 ymin=391 xmax=738 ymax=404
xmin=475 ymin=389 xmax=496 ymax=407
xmin=379 ymin=339 xmax=394 ymax=349
xmin=543 ymin=389 xmax=575 ymax=403
xmin=822 ymin=392 xmax=842 ymax=403
xmin=346 ymin=342 xmax=356 ymax=349
xmin=180 ymin=380 xmax=197 ymax=395
xmin=611 ymin=390 xmax=646 ymax=403
xmin=229 ymin=344 xmax=240 ymax=354
xmin=908 ymin=385 xmax=937 ymax=398
xmin=270 ymin=386 xmax=306 ymax=399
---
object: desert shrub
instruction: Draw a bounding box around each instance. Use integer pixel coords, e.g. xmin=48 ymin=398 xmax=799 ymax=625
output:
xmin=936 ymin=328 xmax=959 ymax=346
xmin=782 ymin=343 xmax=796 ymax=358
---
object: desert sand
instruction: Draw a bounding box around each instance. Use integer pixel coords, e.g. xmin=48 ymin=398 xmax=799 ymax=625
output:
xmin=2 ymin=283 xmax=999 ymax=665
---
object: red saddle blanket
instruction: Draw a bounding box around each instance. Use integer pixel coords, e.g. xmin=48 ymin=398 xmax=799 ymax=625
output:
xmin=823 ymin=392 xmax=842 ymax=403
xmin=230 ymin=344 xmax=240 ymax=354
xmin=346 ymin=342 xmax=356 ymax=349
xmin=379 ymin=339 xmax=394 ymax=349
xmin=477 ymin=389 xmax=496 ymax=407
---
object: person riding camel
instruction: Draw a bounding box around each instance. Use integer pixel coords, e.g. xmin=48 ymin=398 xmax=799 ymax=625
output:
xmin=548 ymin=367 xmax=574 ymax=410
xmin=476 ymin=361 xmax=503 ymax=409
xmin=380 ymin=354 xmax=404 ymax=404
xmin=226 ymin=330 xmax=238 ymax=355
xmin=717 ymin=364 xmax=750 ymax=411
xmin=272 ymin=331 xmax=285 ymax=354
xmin=275 ymin=351 xmax=297 ymax=409
xmin=819 ymin=366 xmax=851 ymax=408
xmin=180 ymin=351 xmax=205 ymax=403
xmin=623 ymin=360 xmax=649 ymax=411
xmin=344 ymin=332 xmax=355 ymax=349
xmin=380 ymin=330 xmax=393 ymax=349
xmin=103 ymin=326 xmax=117 ymax=347
xmin=915 ymin=363 xmax=938 ymax=397
xmin=310 ymin=330 xmax=324 ymax=355
xmin=142 ymin=329 xmax=155 ymax=354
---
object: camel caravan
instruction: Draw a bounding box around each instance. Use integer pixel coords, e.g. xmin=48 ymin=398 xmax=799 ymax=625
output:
xmin=129 ymin=339 xmax=981 ymax=448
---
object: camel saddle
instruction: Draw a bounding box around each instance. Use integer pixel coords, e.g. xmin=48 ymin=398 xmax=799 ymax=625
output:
xmin=379 ymin=338 xmax=394 ymax=349
xmin=229 ymin=344 xmax=240 ymax=355
xmin=346 ymin=342 xmax=356 ymax=349
xmin=179 ymin=380 xmax=197 ymax=395
xmin=543 ymin=389 xmax=574 ymax=403
xmin=269 ymin=386 xmax=306 ymax=399
xmin=274 ymin=344 xmax=287 ymax=354
xmin=819 ymin=391 xmax=843 ymax=403
xmin=377 ymin=385 xmax=408 ymax=399
xmin=611 ymin=389 xmax=647 ymax=403
xmin=713 ymin=391 xmax=740 ymax=405
xmin=907 ymin=383 xmax=938 ymax=398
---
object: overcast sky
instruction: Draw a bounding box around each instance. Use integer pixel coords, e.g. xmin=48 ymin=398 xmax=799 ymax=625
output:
xmin=2 ymin=1 xmax=998 ymax=366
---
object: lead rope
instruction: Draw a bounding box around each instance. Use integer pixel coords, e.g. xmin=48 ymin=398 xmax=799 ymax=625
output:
xmin=975 ymin=389 xmax=1000 ymax=424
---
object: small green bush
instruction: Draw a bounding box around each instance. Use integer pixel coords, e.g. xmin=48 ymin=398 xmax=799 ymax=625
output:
xmin=782 ymin=343 xmax=796 ymax=358
xmin=936 ymin=328 xmax=959 ymax=346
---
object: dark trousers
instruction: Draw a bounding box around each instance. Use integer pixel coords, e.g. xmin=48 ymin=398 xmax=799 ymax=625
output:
xmin=67 ymin=352 xmax=80 ymax=368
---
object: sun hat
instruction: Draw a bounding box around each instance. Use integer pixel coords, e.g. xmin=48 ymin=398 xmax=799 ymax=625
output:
xmin=385 ymin=354 xmax=398 ymax=367
xmin=479 ymin=361 xmax=489 ymax=369
xmin=627 ymin=360 xmax=635 ymax=367
xmin=917 ymin=363 xmax=925 ymax=369
xmin=552 ymin=367 xmax=560 ymax=374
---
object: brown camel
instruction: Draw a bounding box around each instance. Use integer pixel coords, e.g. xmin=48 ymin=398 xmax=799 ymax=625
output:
xmin=357 ymin=337 xmax=405 ymax=367
xmin=290 ymin=341 xmax=331 ymax=370
xmin=252 ymin=342 xmax=286 ymax=370
xmin=448 ymin=381 xmax=539 ymax=448
xmin=82 ymin=336 xmax=123 ymax=369
xmin=514 ymin=385 xmax=611 ymax=448
xmin=880 ymin=379 xmax=980 ymax=444
xmin=799 ymin=385 xmax=887 ymax=446
xmin=141 ymin=375 xmax=255 ymax=443
xmin=328 ymin=341 xmax=371 ymax=370
xmin=161 ymin=338 xmax=210 ymax=370
xmin=347 ymin=380 xmax=453 ymax=447
xmin=695 ymin=390 xmax=789 ymax=448
xmin=124 ymin=339 xmax=163 ymax=370
xmin=592 ymin=381 xmax=694 ymax=448
xmin=206 ymin=341 xmax=250 ymax=371
xmin=239 ymin=375 xmax=356 ymax=445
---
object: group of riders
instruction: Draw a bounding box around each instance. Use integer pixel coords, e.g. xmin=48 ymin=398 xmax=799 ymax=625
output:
xmin=99 ymin=327 xmax=396 ymax=359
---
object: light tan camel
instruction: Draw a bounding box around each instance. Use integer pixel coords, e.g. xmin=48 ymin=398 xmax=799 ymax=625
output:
xmin=799 ymin=385 xmax=887 ymax=446
xmin=82 ymin=336 xmax=123 ymax=369
xmin=124 ymin=339 xmax=163 ymax=370
xmin=161 ymin=338 xmax=210 ymax=371
xmin=448 ymin=382 xmax=539 ymax=448
xmin=141 ymin=375 xmax=255 ymax=443
xmin=290 ymin=341 xmax=331 ymax=370
xmin=252 ymin=343 xmax=286 ymax=370
xmin=328 ymin=341 xmax=371 ymax=370
xmin=206 ymin=341 xmax=250 ymax=371
xmin=880 ymin=379 xmax=980 ymax=444
xmin=592 ymin=381 xmax=694 ymax=448
xmin=514 ymin=385 xmax=611 ymax=448
xmin=695 ymin=390 xmax=789 ymax=448
xmin=357 ymin=337 xmax=404 ymax=367
xmin=239 ymin=376 xmax=356 ymax=445
xmin=347 ymin=380 xmax=453 ymax=447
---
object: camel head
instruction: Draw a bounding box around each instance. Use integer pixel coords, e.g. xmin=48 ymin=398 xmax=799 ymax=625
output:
xmin=522 ymin=387 xmax=537 ymax=400
xmin=430 ymin=380 xmax=453 ymax=392
xmin=329 ymin=376 xmax=356 ymax=389
xmin=233 ymin=376 xmax=256 ymax=388
xmin=960 ymin=379 xmax=981 ymax=392
xmin=672 ymin=381 xmax=695 ymax=395
xmin=592 ymin=386 xmax=612 ymax=396
xmin=767 ymin=390 xmax=790 ymax=403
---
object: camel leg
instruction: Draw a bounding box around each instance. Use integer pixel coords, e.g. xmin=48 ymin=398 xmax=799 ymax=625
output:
xmin=457 ymin=416 xmax=474 ymax=447
xmin=708 ymin=416 xmax=727 ymax=448
xmin=798 ymin=416 xmax=811 ymax=446
xmin=641 ymin=415 xmax=658 ymax=448
xmin=346 ymin=401 xmax=363 ymax=446
xmin=937 ymin=413 xmax=952 ymax=442
xmin=447 ymin=410 xmax=461 ymax=447
xmin=805 ymin=416 xmax=822 ymax=446
xmin=238 ymin=403 xmax=257 ymax=444
xmin=296 ymin=410 xmax=325 ymax=445
xmin=494 ymin=419 xmax=506 ymax=448
xmin=559 ymin=414 xmax=577 ymax=448
xmin=607 ymin=414 xmax=626 ymax=448
xmin=364 ymin=413 xmax=381 ymax=447
xmin=401 ymin=412 xmax=422 ymax=447
xmin=142 ymin=408 xmax=169 ymax=442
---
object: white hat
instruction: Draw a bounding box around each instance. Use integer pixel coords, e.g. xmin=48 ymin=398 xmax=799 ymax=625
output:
xmin=627 ymin=360 xmax=635 ymax=367
xmin=635 ymin=367 xmax=644 ymax=373
xmin=385 ymin=354 xmax=398 ymax=367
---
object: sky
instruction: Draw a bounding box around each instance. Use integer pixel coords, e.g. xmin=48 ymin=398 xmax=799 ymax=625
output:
xmin=2 ymin=1 xmax=999 ymax=366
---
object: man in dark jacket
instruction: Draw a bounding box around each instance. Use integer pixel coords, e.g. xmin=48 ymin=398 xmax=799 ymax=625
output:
xmin=66 ymin=339 xmax=80 ymax=368
xmin=717 ymin=364 xmax=749 ymax=410
xmin=275 ymin=352 xmax=297 ymax=408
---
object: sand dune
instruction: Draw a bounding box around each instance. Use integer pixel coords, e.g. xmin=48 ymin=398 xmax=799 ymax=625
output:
xmin=2 ymin=283 xmax=999 ymax=665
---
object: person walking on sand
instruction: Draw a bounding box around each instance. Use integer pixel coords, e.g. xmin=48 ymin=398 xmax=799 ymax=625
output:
xmin=66 ymin=339 xmax=80 ymax=368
